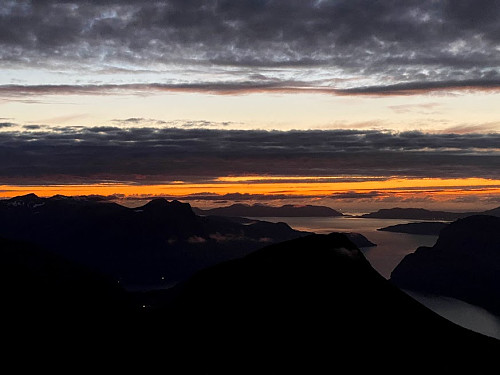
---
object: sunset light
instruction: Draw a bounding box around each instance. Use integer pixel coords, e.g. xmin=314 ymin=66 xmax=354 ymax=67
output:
xmin=2 ymin=177 xmax=499 ymax=211
xmin=1 ymin=1 xmax=500 ymax=368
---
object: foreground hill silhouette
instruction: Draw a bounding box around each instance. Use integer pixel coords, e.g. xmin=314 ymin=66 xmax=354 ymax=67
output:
xmin=0 ymin=236 xmax=131 ymax=316
xmin=0 ymin=236 xmax=142 ymax=371
xmin=2 ymin=231 xmax=498 ymax=372
xmin=144 ymin=233 xmax=499 ymax=373
xmin=391 ymin=215 xmax=500 ymax=316
xmin=0 ymin=194 xmax=307 ymax=287
xmin=194 ymin=203 xmax=343 ymax=217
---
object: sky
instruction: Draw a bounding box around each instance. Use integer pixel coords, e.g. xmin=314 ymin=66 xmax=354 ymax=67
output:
xmin=1 ymin=0 xmax=500 ymax=212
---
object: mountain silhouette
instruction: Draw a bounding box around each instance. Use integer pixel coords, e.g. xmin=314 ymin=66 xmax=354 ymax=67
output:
xmin=482 ymin=206 xmax=500 ymax=216
xmin=361 ymin=206 xmax=500 ymax=220
xmin=342 ymin=231 xmax=377 ymax=247
xmin=391 ymin=215 xmax=500 ymax=316
xmin=378 ymin=221 xmax=449 ymax=235
xmin=2 ymin=225 xmax=498 ymax=373
xmin=0 ymin=194 xmax=308 ymax=287
xmin=361 ymin=207 xmax=465 ymax=220
xmin=147 ymin=232 xmax=499 ymax=373
xmin=194 ymin=203 xmax=343 ymax=217
xmin=0 ymin=236 xmax=131 ymax=316
xmin=0 ymin=236 xmax=143 ymax=372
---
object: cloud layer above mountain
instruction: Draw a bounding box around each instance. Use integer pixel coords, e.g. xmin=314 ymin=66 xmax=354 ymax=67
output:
xmin=2 ymin=0 xmax=500 ymax=93
xmin=1 ymin=125 xmax=499 ymax=184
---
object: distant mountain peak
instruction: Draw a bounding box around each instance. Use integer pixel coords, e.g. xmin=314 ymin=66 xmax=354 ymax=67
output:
xmin=143 ymin=198 xmax=170 ymax=208
xmin=6 ymin=193 xmax=44 ymax=208
xmin=9 ymin=193 xmax=40 ymax=201
xmin=194 ymin=203 xmax=342 ymax=217
xmin=140 ymin=198 xmax=197 ymax=220
xmin=49 ymin=194 xmax=72 ymax=200
xmin=142 ymin=198 xmax=192 ymax=210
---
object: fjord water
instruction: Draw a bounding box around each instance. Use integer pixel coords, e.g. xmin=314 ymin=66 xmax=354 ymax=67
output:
xmin=250 ymin=215 xmax=500 ymax=340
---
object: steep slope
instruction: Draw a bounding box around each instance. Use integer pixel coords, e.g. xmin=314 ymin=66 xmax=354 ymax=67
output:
xmin=154 ymin=233 xmax=499 ymax=373
xmin=390 ymin=215 xmax=500 ymax=315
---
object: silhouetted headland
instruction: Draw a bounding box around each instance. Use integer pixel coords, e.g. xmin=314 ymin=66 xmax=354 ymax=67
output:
xmin=378 ymin=221 xmax=449 ymax=235
xmin=194 ymin=203 xmax=343 ymax=217
xmin=391 ymin=215 xmax=500 ymax=316
xmin=361 ymin=206 xmax=500 ymax=220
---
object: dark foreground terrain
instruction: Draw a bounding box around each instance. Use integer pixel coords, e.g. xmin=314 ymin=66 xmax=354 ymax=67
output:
xmin=0 ymin=194 xmax=307 ymax=287
xmin=2 ymin=232 xmax=498 ymax=373
xmin=391 ymin=215 xmax=500 ymax=316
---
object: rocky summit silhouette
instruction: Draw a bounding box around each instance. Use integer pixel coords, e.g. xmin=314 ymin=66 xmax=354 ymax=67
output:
xmin=146 ymin=233 xmax=499 ymax=373
xmin=0 ymin=194 xmax=308 ymax=288
xmin=194 ymin=203 xmax=343 ymax=217
xmin=391 ymin=215 xmax=500 ymax=316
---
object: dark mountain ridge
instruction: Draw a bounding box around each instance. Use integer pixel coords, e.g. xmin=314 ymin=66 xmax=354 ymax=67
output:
xmin=0 ymin=236 xmax=131 ymax=316
xmin=194 ymin=203 xmax=343 ymax=217
xmin=378 ymin=221 xmax=449 ymax=235
xmin=2 ymin=221 xmax=498 ymax=372
xmin=391 ymin=215 xmax=500 ymax=316
xmin=361 ymin=206 xmax=500 ymax=220
xmin=150 ymin=233 xmax=500 ymax=373
xmin=0 ymin=194 xmax=308 ymax=287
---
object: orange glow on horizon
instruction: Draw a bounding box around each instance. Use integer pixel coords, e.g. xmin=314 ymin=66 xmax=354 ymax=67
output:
xmin=1 ymin=177 xmax=500 ymax=201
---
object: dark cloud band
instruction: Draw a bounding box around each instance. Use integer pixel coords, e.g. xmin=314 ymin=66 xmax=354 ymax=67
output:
xmin=2 ymin=79 xmax=500 ymax=98
xmin=1 ymin=126 xmax=499 ymax=184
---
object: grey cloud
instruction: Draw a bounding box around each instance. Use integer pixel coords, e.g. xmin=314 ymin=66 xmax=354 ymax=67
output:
xmin=0 ymin=126 xmax=499 ymax=184
xmin=3 ymin=79 xmax=500 ymax=98
xmin=330 ymin=191 xmax=384 ymax=200
xmin=0 ymin=81 xmax=329 ymax=97
xmin=121 ymin=192 xmax=316 ymax=202
xmin=111 ymin=118 xmax=235 ymax=128
xmin=338 ymin=79 xmax=500 ymax=95
xmin=1 ymin=1 xmax=500 ymax=91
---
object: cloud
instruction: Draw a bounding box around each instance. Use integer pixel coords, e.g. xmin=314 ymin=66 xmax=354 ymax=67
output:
xmin=337 ymin=79 xmax=500 ymax=96
xmin=330 ymin=191 xmax=384 ymax=200
xmin=2 ymin=80 xmax=500 ymax=100
xmin=0 ymin=82 xmax=336 ymax=97
xmin=1 ymin=1 xmax=500 ymax=93
xmin=438 ymin=123 xmax=500 ymax=135
xmin=0 ymin=126 xmax=499 ymax=184
xmin=111 ymin=118 xmax=236 ymax=128
xmin=161 ymin=192 xmax=317 ymax=202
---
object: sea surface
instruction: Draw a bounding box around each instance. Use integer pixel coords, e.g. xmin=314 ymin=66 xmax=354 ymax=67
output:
xmin=249 ymin=215 xmax=500 ymax=340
